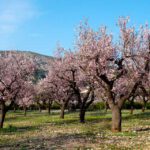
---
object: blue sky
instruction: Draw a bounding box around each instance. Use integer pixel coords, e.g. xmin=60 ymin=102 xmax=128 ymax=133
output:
xmin=0 ymin=0 xmax=150 ymax=56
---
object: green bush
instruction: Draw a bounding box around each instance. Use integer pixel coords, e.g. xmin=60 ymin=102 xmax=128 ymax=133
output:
xmin=51 ymin=102 xmax=60 ymax=110
xmin=123 ymin=101 xmax=133 ymax=109
xmin=134 ymin=102 xmax=143 ymax=109
xmin=146 ymin=102 xmax=150 ymax=109
xmin=88 ymin=102 xmax=105 ymax=111
xmin=123 ymin=101 xmax=144 ymax=109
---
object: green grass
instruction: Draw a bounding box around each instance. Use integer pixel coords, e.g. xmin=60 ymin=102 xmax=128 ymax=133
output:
xmin=0 ymin=109 xmax=150 ymax=150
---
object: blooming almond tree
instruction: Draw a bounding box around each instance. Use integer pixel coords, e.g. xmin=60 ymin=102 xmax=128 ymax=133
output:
xmin=138 ymin=71 xmax=150 ymax=112
xmin=41 ymin=67 xmax=74 ymax=119
xmin=76 ymin=18 xmax=150 ymax=132
xmin=17 ymin=81 xmax=35 ymax=116
xmin=35 ymin=78 xmax=54 ymax=115
xmin=51 ymin=49 xmax=95 ymax=122
xmin=0 ymin=53 xmax=35 ymax=128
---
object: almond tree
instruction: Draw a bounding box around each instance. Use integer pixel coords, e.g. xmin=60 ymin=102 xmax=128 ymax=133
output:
xmin=0 ymin=53 xmax=35 ymax=128
xmin=35 ymin=78 xmax=54 ymax=115
xmin=76 ymin=18 xmax=150 ymax=131
xmin=41 ymin=68 xmax=74 ymax=119
xmin=51 ymin=49 xmax=95 ymax=122
xmin=17 ymin=82 xmax=35 ymax=116
xmin=138 ymin=74 xmax=150 ymax=112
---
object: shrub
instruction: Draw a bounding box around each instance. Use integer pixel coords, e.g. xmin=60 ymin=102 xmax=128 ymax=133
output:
xmin=123 ymin=101 xmax=143 ymax=109
xmin=146 ymin=102 xmax=150 ymax=109
xmin=88 ymin=102 xmax=105 ymax=111
xmin=51 ymin=102 xmax=60 ymax=110
xmin=85 ymin=101 xmax=150 ymax=111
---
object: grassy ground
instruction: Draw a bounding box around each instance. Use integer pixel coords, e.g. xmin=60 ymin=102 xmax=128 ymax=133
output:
xmin=0 ymin=109 xmax=150 ymax=150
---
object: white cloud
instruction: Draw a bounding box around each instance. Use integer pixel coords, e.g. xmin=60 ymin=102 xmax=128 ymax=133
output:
xmin=0 ymin=0 xmax=38 ymax=35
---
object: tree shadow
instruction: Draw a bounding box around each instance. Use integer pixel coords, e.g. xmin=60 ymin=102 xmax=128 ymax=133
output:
xmin=44 ymin=116 xmax=112 ymax=126
xmin=86 ymin=117 xmax=111 ymax=122
xmin=0 ymin=125 xmax=39 ymax=134
xmin=134 ymin=127 xmax=150 ymax=132
xmin=45 ymin=118 xmax=78 ymax=125
xmin=6 ymin=110 xmax=72 ymax=121
xmin=123 ymin=111 xmax=150 ymax=120
xmin=1 ymin=131 xmax=107 ymax=149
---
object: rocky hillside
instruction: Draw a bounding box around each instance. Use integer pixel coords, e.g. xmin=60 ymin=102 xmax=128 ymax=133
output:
xmin=0 ymin=50 xmax=54 ymax=81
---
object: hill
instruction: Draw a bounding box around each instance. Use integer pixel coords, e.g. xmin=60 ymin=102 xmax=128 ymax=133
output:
xmin=0 ymin=50 xmax=54 ymax=81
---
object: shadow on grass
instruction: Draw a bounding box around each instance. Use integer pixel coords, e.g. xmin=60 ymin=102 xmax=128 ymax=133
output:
xmin=0 ymin=125 xmax=39 ymax=134
xmin=123 ymin=111 xmax=150 ymax=120
xmin=87 ymin=110 xmax=109 ymax=115
xmin=45 ymin=115 xmax=112 ymax=126
xmin=135 ymin=127 xmax=150 ymax=132
xmin=45 ymin=118 xmax=78 ymax=125
xmin=43 ymin=111 xmax=112 ymax=127
xmin=6 ymin=110 xmax=70 ymax=122
xmin=1 ymin=131 xmax=107 ymax=150
xmin=86 ymin=117 xmax=111 ymax=123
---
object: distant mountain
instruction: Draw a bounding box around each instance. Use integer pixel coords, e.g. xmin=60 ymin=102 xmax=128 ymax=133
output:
xmin=0 ymin=50 xmax=54 ymax=81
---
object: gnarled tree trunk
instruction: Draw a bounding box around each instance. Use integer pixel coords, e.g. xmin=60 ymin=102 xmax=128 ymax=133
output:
xmin=48 ymin=104 xmax=51 ymax=115
xmin=79 ymin=89 xmax=94 ymax=123
xmin=60 ymin=105 xmax=65 ymax=119
xmin=13 ymin=107 xmax=16 ymax=113
xmin=79 ymin=108 xmax=86 ymax=123
xmin=24 ymin=107 xmax=27 ymax=116
xmin=48 ymin=99 xmax=52 ymax=115
xmin=142 ymin=101 xmax=147 ymax=112
xmin=39 ymin=106 xmax=42 ymax=112
xmin=0 ymin=103 xmax=6 ymax=128
xmin=111 ymin=105 xmax=122 ymax=132
xmin=130 ymin=106 xmax=134 ymax=115
xmin=130 ymin=100 xmax=134 ymax=115
xmin=105 ymin=101 xmax=109 ymax=113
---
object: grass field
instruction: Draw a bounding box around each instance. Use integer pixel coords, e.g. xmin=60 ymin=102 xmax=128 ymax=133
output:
xmin=0 ymin=109 xmax=150 ymax=150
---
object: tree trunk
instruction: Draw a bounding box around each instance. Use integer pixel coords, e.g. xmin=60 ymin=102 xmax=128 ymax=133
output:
xmin=130 ymin=100 xmax=134 ymax=115
xmin=48 ymin=100 xmax=51 ymax=115
xmin=24 ymin=107 xmax=27 ymax=116
xmin=130 ymin=106 xmax=134 ymax=115
xmin=142 ymin=106 xmax=145 ymax=112
xmin=0 ymin=103 xmax=6 ymax=128
xmin=111 ymin=105 xmax=122 ymax=132
xmin=48 ymin=106 xmax=51 ymax=115
xmin=142 ymin=101 xmax=146 ymax=113
xmin=79 ymin=108 xmax=86 ymax=123
xmin=60 ymin=105 xmax=65 ymax=119
xmin=105 ymin=102 xmax=109 ymax=113
xmin=13 ymin=106 xmax=16 ymax=113
xmin=13 ymin=107 xmax=16 ymax=113
xmin=39 ymin=106 xmax=42 ymax=112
